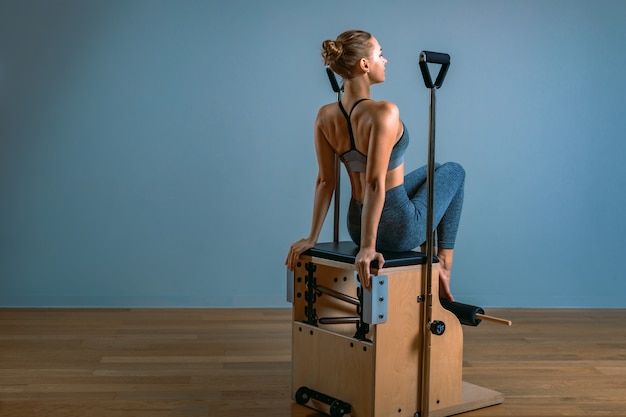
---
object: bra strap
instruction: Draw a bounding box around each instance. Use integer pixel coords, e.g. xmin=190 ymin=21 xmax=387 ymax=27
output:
xmin=338 ymin=98 xmax=370 ymax=150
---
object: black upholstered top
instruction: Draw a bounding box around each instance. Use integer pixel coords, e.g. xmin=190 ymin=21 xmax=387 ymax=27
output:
xmin=305 ymin=241 xmax=437 ymax=269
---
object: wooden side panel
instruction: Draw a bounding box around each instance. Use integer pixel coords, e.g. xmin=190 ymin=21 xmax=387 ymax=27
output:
xmin=291 ymin=323 xmax=375 ymax=416
xmin=372 ymin=266 xmax=423 ymax=417
xmin=428 ymin=267 xmax=464 ymax=411
xmin=371 ymin=265 xmax=463 ymax=415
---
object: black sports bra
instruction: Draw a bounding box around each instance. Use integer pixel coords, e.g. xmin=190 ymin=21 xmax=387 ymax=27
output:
xmin=337 ymin=99 xmax=409 ymax=173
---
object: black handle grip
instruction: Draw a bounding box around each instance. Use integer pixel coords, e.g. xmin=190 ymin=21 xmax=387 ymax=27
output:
xmin=419 ymin=50 xmax=450 ymax=89
xmin=326 ymin=67 xmax=342 ymax=94
xmin=420 ymin=51 xmax=450 ymax=65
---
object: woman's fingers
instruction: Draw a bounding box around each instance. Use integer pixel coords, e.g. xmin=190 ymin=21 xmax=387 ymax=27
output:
xmin=286 ymin=240 xmax=315 ymax=270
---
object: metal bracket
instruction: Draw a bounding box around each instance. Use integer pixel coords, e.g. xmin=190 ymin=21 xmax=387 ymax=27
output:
xmin=358 ymin=274 xmax=389 ymax=325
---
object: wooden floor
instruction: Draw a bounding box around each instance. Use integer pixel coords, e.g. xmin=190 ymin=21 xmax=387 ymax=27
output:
xmin=0 ymin=308 xmax=624 ymax=417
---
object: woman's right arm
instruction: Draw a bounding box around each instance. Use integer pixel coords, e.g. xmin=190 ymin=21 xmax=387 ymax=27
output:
xmin=354 ymin=102 xmax=400 ymax=286
xmin=285 ymin=112 xmax=336 ymax=270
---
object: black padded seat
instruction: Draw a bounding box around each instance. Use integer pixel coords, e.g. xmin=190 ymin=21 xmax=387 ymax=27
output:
xmin=305 ymin=241 xmax=436 ymax=269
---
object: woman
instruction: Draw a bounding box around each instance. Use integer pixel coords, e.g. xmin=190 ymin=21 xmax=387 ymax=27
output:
xmin=285 ymin=30 xmax=464 ymax=301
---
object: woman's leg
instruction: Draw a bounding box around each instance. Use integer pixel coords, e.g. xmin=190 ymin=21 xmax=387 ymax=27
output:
xmin=403 ymin=164 xmax=430 ymax=197
xmin=407 ymin=162 xmax=465 ymax=300
xmin=435 ymin=163 xmax=465 ymax=250
xmin=405 ymin=162 xmax=465 ymax=247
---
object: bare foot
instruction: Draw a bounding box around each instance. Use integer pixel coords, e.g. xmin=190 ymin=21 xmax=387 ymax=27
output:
xmin=438 ymin=265 xmax=455 ymax=301
xmin=437 ymin=249 xmax=455 ymax=302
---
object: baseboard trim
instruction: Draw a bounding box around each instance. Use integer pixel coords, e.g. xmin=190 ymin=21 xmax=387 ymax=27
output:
xmin=0 ymin=295 xmax=291 ymax=308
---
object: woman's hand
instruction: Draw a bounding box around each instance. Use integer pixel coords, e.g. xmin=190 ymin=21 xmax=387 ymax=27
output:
xmin=285 ymin=238 xmax=316 ymax=270
xmin=355 ymin=248 xmax=385 ymax=289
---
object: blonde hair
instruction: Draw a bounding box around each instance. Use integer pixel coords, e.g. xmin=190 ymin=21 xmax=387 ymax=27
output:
xmin=321 ymin=30 xmax=373 ymax=79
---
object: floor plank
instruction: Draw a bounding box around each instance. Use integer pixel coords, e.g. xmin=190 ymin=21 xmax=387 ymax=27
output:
xmin=0 ymin=308 xmax=624 ymax=416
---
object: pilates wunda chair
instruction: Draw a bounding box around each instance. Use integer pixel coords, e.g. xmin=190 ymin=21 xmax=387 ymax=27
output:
xmin=287 ymin=52 xmax=510 ymax=417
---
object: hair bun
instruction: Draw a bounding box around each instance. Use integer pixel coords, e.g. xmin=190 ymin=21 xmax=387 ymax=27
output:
xmin=322 ymin=39 xmax=343 ymax=65
xmin=320 ymin=30 xmax=371 ymax=78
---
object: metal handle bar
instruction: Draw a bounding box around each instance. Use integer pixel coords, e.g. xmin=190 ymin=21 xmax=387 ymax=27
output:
xmin=419 ymin=51 xmax=450 ymax=89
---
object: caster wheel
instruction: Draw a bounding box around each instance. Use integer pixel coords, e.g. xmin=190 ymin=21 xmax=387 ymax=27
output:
xmin=330 ymin=400 xmax=347 ymax=417
xmin=295 ymin=386 xmax=310 ymax=405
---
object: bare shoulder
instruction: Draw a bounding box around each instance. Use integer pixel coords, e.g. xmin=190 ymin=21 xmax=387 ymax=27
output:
xmin=363 ymin=100 xmax=400 ymax=128
xmin=314 ymin=103 xmax=339 ymax=143
xmin=370 ymin=100 xmax=399 ymax=118
xmin=316 ymin=102 xmax=338 ymax=118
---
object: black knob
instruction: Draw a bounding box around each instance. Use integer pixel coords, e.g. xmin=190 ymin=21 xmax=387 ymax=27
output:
xmin=430 ymin=320 xmax=446 ymax=335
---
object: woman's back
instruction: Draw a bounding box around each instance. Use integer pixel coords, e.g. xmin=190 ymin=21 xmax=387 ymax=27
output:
xmin=315 ymin=98 xmax=406 ymax=201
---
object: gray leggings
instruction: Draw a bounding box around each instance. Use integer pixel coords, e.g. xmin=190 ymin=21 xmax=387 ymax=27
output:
xmin=348 ymin=162 xmax=465 ymax=252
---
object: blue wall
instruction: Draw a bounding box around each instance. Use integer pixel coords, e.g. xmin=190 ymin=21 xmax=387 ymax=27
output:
xmin=1 ymin=0 xmax=625 ymax=308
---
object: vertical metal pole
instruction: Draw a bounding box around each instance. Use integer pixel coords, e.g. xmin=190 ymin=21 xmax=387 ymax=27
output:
xmin=332 ymin=87 xmax=342 ymax=243
xmin=333 ymin=154 xmax=341 ymax=243
xmin=420 ymin=87 xmax=436 ymax=417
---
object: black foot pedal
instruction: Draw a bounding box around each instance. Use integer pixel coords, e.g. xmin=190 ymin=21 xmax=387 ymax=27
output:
xmin=295 ymin=386 xmax=351 ymax=417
